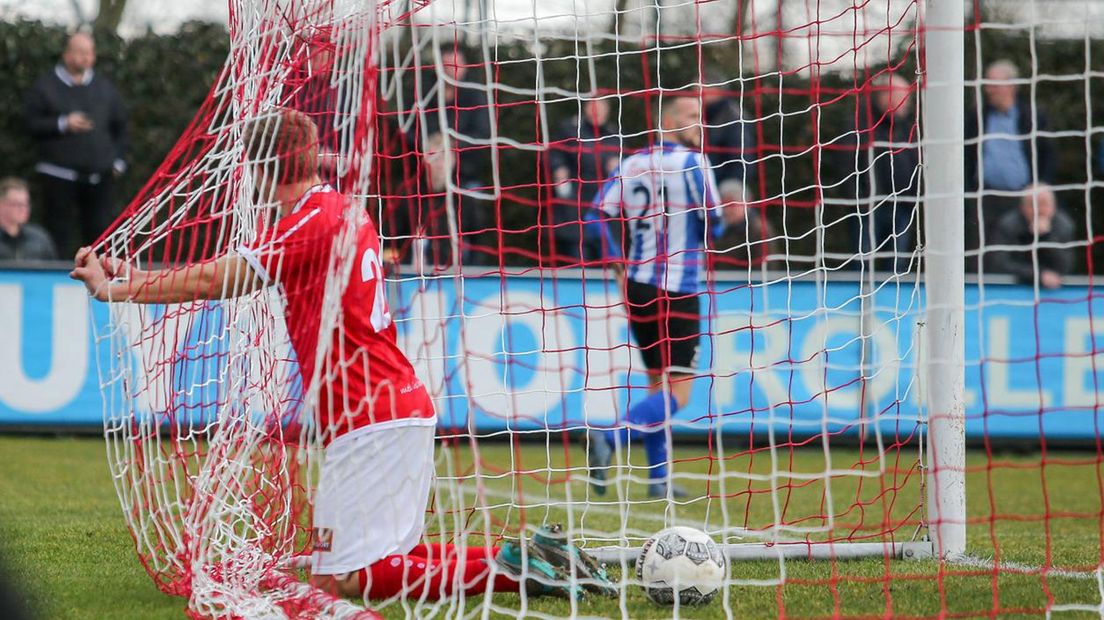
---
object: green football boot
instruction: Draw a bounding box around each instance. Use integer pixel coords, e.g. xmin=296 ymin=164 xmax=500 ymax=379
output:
xmin=532 ymin=523 xmax=617 ymax=598
xmin=495 ymin=539 xmax=583 ymax=600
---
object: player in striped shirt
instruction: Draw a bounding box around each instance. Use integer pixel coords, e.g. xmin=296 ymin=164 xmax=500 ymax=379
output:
xmin=587 ymin=95 xmax=721 ymax=499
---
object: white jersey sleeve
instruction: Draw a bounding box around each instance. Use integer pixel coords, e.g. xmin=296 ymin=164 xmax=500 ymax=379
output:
xmin=593 ymin=165 xmax=625 ymax=218
xmin=688 ymin=152 xmax=721 ymax=213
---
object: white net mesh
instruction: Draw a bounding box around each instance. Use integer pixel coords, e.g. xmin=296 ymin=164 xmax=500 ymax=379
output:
xmin=36 ymin=0 xmax=1102 ymax=616
xmin=373 ymin=0 xmax=931 ymax=612
xmin=93 ymin=1 xmax=386 ymax=617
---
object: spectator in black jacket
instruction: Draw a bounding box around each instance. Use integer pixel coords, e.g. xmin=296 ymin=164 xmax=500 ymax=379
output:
xmin=546 ymin=97 xmax=620 ymax=263
xmin=0 ymin=177 xmax=58 ymax=262
xmin=1097 ymin=135 xmax=1104 ymax=179
xmin=24 ymin=32 xmax=128 ymax=257
xmin=712 ymin=180 xmax=772 ymax=270
xmin=831 ymin=71 xmax=920 ymax=273
xmin=397 ymin=132 xmax=456 ymax=270
xmin=702 ymin=71 xmax=757 ymax=190
xmin=985 ymin=183 xmax=1074 ymax=289
xmin=966 ymin=60 xmax=1055 ymax=253
xmin=416 ymin=48 xmax=493 ymax=264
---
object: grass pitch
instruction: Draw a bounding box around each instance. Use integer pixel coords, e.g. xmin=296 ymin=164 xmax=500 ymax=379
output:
xmin=0 ymin=435 xmax=1101 ymax=619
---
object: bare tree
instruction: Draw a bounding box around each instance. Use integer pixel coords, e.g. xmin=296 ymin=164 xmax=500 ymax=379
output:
xmin=735 ymin=0 xmax=751 ymax=35
xmin=610 ymin=0 xmax=631 ymax=36
xmin=95 ymin=0 xmax=127 ymax=34
xmin=615 ymin=0 xmax=631 ymax=14
xmin=67 ymin=0 xmax=88 ymax=26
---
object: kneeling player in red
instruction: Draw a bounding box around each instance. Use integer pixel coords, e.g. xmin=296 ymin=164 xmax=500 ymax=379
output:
xmin=70 ymin=107 xmax=612 ymax=604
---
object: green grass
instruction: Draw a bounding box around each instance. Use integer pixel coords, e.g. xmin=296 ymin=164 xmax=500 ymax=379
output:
xmin=1 ymin=436 xmax=1102 ymax=619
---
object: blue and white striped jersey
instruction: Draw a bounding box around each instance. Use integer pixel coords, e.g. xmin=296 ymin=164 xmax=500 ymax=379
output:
xmin=593 ymin=141 xmax=722 ymax=294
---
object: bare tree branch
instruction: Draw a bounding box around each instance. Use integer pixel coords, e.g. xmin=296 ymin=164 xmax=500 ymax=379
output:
xmin=611 ymin=0 xmax=631 ymax=36
xmin=735 ymin=0 xmax=751 ymax=36
xmin=95 ymin=0 xmax=128 ymax=35
xmin=67 ymin=0 xmax=87 ymax=27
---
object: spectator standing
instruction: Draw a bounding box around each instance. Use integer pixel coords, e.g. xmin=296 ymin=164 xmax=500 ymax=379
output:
xmin=985 ymin=183 xmax=1074 ymax=289
xmin=832 ymin=71 xmax=920 ymax=273
xmin=0 ymin=178 xmax=58 ymax=262
xmin=24 ymin=32 xmax=128 ymax=257
xmin=546 ymin=97 xmax=621 ymax=263
xmin=712 ymin=181 xmax=771 ymax=269
xmin=288 ymin=27 xmax=344 ymax=185
xmin=400 ymin=132 xmax=456 ymax=270
xmin=702 ymin=72 xmax=757 ymax=193
xmin=966 ymin=60 xmax=1055 ymax=250
xmin=417 ymin=48 xmax=493 ymax=264
xmin=1095 ymin=134 xmax=1104 ymax=180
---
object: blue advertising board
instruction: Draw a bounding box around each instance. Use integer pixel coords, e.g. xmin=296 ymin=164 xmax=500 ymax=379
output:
xmin=2 ymin=267 xmax=1102 ymax=441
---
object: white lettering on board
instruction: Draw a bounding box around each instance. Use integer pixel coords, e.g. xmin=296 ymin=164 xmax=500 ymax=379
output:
xmin=0 ymin=284 xmax=88 ymax=413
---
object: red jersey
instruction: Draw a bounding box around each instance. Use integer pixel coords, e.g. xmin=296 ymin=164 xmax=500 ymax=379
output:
xmin=239 ymin=185 xmax=435 ymax=442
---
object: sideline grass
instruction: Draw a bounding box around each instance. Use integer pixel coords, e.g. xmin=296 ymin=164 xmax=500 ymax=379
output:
xmin=0 ymin=436 xmax=1100 ymax=619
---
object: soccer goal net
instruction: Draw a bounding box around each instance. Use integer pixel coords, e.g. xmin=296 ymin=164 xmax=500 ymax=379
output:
xmin=83 ymin=0 xmax=1104 ymax=617
xmin=376 ymin=0 xmax=950 ymax=611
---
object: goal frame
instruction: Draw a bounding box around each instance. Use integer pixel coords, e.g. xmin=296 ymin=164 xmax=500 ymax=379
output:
xmin=568 ymin=0 xmax=968 ymax=565
xmin=920 ymin=0 xmax=967 ymax=561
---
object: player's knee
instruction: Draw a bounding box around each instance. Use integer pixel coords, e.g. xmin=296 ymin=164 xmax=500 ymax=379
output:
xmin=672 ymin=391 xmax=690 ymax=411
xmin=670 ymin=377 xmax=693 ymax=409
xmin=311 ymin=572 xmax=363 ymax=598
xmin=310 ymin=574 xmax=336 ymax=594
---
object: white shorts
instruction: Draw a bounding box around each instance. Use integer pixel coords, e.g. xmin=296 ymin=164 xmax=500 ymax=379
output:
xmin=311 ymin=420 xmax=437 ymax=575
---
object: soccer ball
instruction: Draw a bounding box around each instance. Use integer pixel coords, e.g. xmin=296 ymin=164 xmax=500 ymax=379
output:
xmin=635 ymin=526 xmax=726 ymax=606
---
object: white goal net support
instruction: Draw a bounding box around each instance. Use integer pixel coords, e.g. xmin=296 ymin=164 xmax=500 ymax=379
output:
xmin=71 ymin=0 xmax=1104 ymax=617
xmin=92 ymin=1 xmax=403 ymax=617
xmin=376 ymin=0 xmax=951 ymax=577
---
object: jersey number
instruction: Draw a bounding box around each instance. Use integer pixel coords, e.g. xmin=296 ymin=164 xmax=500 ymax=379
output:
xmin=359 ymin=248 xmax=392 ymax=332
xmin=631 ymin=183 xmax=667 ymax=234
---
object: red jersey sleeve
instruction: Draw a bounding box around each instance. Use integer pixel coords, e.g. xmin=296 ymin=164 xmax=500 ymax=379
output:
xmin=237 ymin=206 xmax=331 ymax=285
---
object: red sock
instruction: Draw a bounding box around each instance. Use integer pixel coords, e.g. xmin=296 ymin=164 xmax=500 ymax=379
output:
xmin=405 ymin=543 xmax=497 ymax=562
xmin=358 ymin=546 xmax=520 ymax=601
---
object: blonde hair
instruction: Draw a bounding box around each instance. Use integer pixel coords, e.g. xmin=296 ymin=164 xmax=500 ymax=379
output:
xmin=986 ymin=59 xmax=1020 ymax=81
xmin=0 ymin=177 xmax=29 ymax=201
xmin=244 ymin=108 xmax=320 ymax=184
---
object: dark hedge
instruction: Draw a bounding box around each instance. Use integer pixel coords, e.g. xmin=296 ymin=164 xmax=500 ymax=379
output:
xmin=0 ymin=18 xmax=228 ymax=232
xmin=1 ymin=17 xmax=1099 ymax=271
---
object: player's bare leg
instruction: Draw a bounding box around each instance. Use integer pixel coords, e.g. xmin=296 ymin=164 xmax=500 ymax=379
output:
xmin=311 ymin=573 xmax=362 ymax=599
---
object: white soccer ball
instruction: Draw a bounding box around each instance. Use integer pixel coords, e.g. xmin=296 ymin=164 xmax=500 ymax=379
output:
xmin=635 ymin=526 xmax=726 ymax=606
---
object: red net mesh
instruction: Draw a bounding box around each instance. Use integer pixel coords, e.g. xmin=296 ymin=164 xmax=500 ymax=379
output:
xmin=89 ymin=0 xmax=1104 ymax=617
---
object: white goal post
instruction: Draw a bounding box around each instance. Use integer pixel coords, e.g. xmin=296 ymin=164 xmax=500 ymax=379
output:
xmin=921 ymin=0 xmax=967 ymax=560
